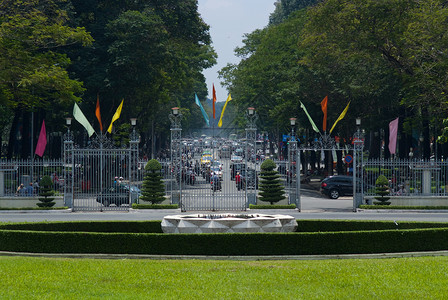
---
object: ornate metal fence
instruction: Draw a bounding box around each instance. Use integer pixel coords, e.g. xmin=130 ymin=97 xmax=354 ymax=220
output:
xmin=63 ymin=125 xmax=139 ymax=211
xmin=0 ymin=159 xmax=64 ymax=197
xmin=363 ymin=159 xmax=448 ymax=197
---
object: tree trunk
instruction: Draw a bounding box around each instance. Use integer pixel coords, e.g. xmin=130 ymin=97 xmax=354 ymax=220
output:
xmin=7 ymin=110 xmax=20 ymax=159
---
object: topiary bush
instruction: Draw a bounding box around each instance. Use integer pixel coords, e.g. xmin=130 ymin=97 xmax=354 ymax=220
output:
xmin=374 ymin=175 xmax=391 ymax=205
xmin=37 ymin=175 xmax=55 ymax=207
xmin=258 ymin=159 xmax=286 ymax=205
xmin=140 ymin=159 xmax=166 ymax=204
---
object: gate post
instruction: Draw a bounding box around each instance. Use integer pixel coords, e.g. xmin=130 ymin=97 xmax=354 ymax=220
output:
xmin=169 ymin=107 xmax=183 ymax=210
xmin=129 ymin=118 xmax=139 ymax=205
xmin=245 ymin=107 xmax=258 ymax=208
xmin=63 ymin=118 xmax=74 ymax=208
xmin=288 ymin=118 xmax=298 ymax=207
xmin=353 ymin=118 xmax=364 ymax=211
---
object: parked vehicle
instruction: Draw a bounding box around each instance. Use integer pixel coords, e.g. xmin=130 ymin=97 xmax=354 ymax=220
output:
xmin=96 ymin=185 xmax=141 ymax=207
xmin=320 ymin=175 xmax=355 ymax=199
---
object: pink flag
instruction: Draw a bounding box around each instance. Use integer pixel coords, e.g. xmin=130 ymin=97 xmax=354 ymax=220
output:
xmin=35 ymin=120 xmax=47 ymax=157
xmin=389 ymin=117 xmax=399 ymax=155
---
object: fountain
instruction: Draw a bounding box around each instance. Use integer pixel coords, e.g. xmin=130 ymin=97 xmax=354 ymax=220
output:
xmin=161 ymin=213 xmax=297 ymax=233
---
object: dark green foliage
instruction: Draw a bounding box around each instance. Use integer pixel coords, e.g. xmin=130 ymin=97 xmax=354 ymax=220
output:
xmin=132 ymin=204 xmax=178 ymax=209
xmin=360 ymin=205 xmax=448 ymax=210
xmin=249 ymin=204 xmax=296 ymax=209
xmin=140 ymin=159 xmax=165 ymax=204
xmin=258 ymin=159 xmax=286 ymax=204
xmin=37 ymin=176 xmax=55 ymax=208
xmin=374 ymin=175 xmax=391 ymax=205
xmin=0 ymin=220 xmax=448 ymax=255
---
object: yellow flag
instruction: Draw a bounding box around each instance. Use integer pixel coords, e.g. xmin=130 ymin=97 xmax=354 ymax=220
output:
xmin=329 ymin=101 xmax=350 ymax=134
xmin=107 ymin=99 xmax=124 ymax=133
xmin=218 ymin=94 xmax=232 ymax=128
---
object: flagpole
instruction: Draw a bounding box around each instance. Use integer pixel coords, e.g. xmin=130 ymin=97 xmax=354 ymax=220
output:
xmin=31 ymin=109 xmax=34 ymax=185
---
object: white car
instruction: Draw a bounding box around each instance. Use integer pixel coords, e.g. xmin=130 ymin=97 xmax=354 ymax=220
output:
xmin=231 ymin=155 xmax=243 ymax=163
xmin=211 ymin=167 xmax=223 ymax=180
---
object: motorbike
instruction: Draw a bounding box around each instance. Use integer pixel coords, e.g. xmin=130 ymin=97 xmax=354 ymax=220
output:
xmin=211 ymin=178 xmax=222 ymax=191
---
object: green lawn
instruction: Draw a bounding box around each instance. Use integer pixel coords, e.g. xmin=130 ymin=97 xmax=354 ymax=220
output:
xmin=1 ymin=256 xmax=447 ymax=299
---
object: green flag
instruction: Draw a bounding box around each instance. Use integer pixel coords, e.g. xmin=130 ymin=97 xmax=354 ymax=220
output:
xmin=73 ymin=103 xmax=95 ymax=137
xmin=300 ymin=101 xmax=320 ymax=133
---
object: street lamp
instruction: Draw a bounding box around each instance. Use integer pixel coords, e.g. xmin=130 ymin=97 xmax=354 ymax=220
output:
xmin=247 ymin=107 xmax=255 ymax=115
xmin=65 ymin=117 xmax=72 ymax=126
xmin=290 ymin=118 xmax=297 ymax=138
xmin=130 ymin=118 xmax=137 ymax=127
xmin=172 ymin=107 xmax=180 ymax=116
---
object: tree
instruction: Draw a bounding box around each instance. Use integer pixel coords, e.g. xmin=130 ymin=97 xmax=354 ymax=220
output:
xmin=66 ymin=0 xmax=216 ymax=157
xmin=258 ymin=159 xmax=286 ymax=205
xmin=374 ymin=175 xmax=391 ymax=206
xmin=0 ymin=0 xmax=93 ymax=158
xmin=140 ymin=159 xmax=166 ymax=204
xmin=37 ymin=175 xmax=56 ymax=207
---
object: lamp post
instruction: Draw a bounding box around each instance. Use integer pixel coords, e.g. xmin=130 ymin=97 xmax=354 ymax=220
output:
xmin=245 ymin=107 xmax=258 ymax=209
xmin=419 ymin=133 xmax=424 ymax=159
xmin=63 ymin=117 xmax=74 ymax=208
xmin=129 ymin=118 xmax=139 ymax=204
xmin=288 ymin=117 xmax=299 ymax=209
xmin=353 ymin=117 xmax=364 ymax=211
xmin=169 ymin=107 xmax=183 ymax=210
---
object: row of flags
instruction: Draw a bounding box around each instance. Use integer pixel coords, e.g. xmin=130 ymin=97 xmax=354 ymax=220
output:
xmin=300 ymin=96 xmax=351 ymax=135
xmin=34 ymin=98 xmax=124 ymax=157
xmin=195 ymin=83 xmax=232 ymax=128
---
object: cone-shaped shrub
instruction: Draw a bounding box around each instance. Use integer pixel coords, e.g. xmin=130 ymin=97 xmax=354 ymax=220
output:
xmin=374 ymin=175 xmax=391 ymax=205
xmin=140 ymin=159 xmax=166 ymax=204
xmin=258 ymin=159 xmax=286 ymax=205
xmin=37 ymin=175 xmax=55 ymax=207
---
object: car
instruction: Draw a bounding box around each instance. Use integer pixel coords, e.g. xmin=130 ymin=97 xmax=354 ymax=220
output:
xmin=231 ymin=155 xmax=243 ymax=163
xmin=211 ymin=167 xmax=223 ymax=181
xmin=320 ymin=175 xmax=355 ymax=199
xmin=96 ymin=185 xmax=141 ymax=207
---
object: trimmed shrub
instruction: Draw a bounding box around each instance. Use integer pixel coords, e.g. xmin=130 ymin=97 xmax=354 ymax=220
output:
xmin=37 ymin=176 xmax=55 ymax=207
xmin=258 ymin=159 xmax=286 ymax=205
xmin=140 ymin=159 xmax=165 ymax=204
xmin=374 ymin=175 xmax=391 ymax=205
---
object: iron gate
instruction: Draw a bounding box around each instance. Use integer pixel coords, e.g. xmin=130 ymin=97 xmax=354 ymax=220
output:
xmin=169 ymin=109 xmax=257 ymax=211
xmin=296 ymin=131 xmax=364 ymax=211
xmin=64 ymin=132 xmax=139 ymax=212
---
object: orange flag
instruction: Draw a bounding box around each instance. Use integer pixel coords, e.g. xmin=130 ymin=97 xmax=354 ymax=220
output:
xmin=321 ymin=96 xmax=328 ymax=132
xmin=212 ymin=84 xmax=217 ymax=119
xmin=95 ymin=94 xmax=103 ymax=133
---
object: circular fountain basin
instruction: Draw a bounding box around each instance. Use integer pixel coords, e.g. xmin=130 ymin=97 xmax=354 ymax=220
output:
xmin=161 ymin=213 xmax=297 ymax=234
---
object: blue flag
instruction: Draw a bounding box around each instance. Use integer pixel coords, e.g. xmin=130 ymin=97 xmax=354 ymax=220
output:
xmin=195 ymin=93 xmax=210 ymax=127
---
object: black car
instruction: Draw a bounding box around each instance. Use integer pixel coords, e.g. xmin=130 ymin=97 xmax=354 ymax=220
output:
xmin=96 ymin=185 xmax=141 ymax=207
xmin=320 ymin=175 xmax=355 ymax=199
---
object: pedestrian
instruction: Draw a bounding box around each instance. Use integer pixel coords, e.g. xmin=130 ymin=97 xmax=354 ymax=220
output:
xmin=16 ymin=183 xmax=24 ymax=196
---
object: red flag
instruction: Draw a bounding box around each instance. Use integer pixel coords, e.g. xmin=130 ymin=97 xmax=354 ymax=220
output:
xmin=95 ymin=94 xmax=103 ymax=133
xmin=321 ymin=96 xmax=328 ymax=132
xmin=35 ymin=120 xmax=47 ymax=157
xmin=212 ymin=84 xmax=217 ymax=119
xmin=389 ymin=117 xmax=399 ymax=155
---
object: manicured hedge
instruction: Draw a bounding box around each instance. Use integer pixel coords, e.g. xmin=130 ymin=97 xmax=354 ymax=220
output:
xmin=0 ymin=220 xmax=447 ymax=255
xmin=0 ymin=221 xmax=163 ymax=233
xmin=249 ymin=204 xmax=296 ymax=209
xmin=131 ymin=204 xmax=178 ymax=209
xmin=360 ymin=205 xmax=448 ymax=210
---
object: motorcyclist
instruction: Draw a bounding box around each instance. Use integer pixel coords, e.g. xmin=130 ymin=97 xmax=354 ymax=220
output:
xmin=211 ymin=172 xmax=221 ymax=191
xmin=235 ymin=172 xmax=242 ymax=191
